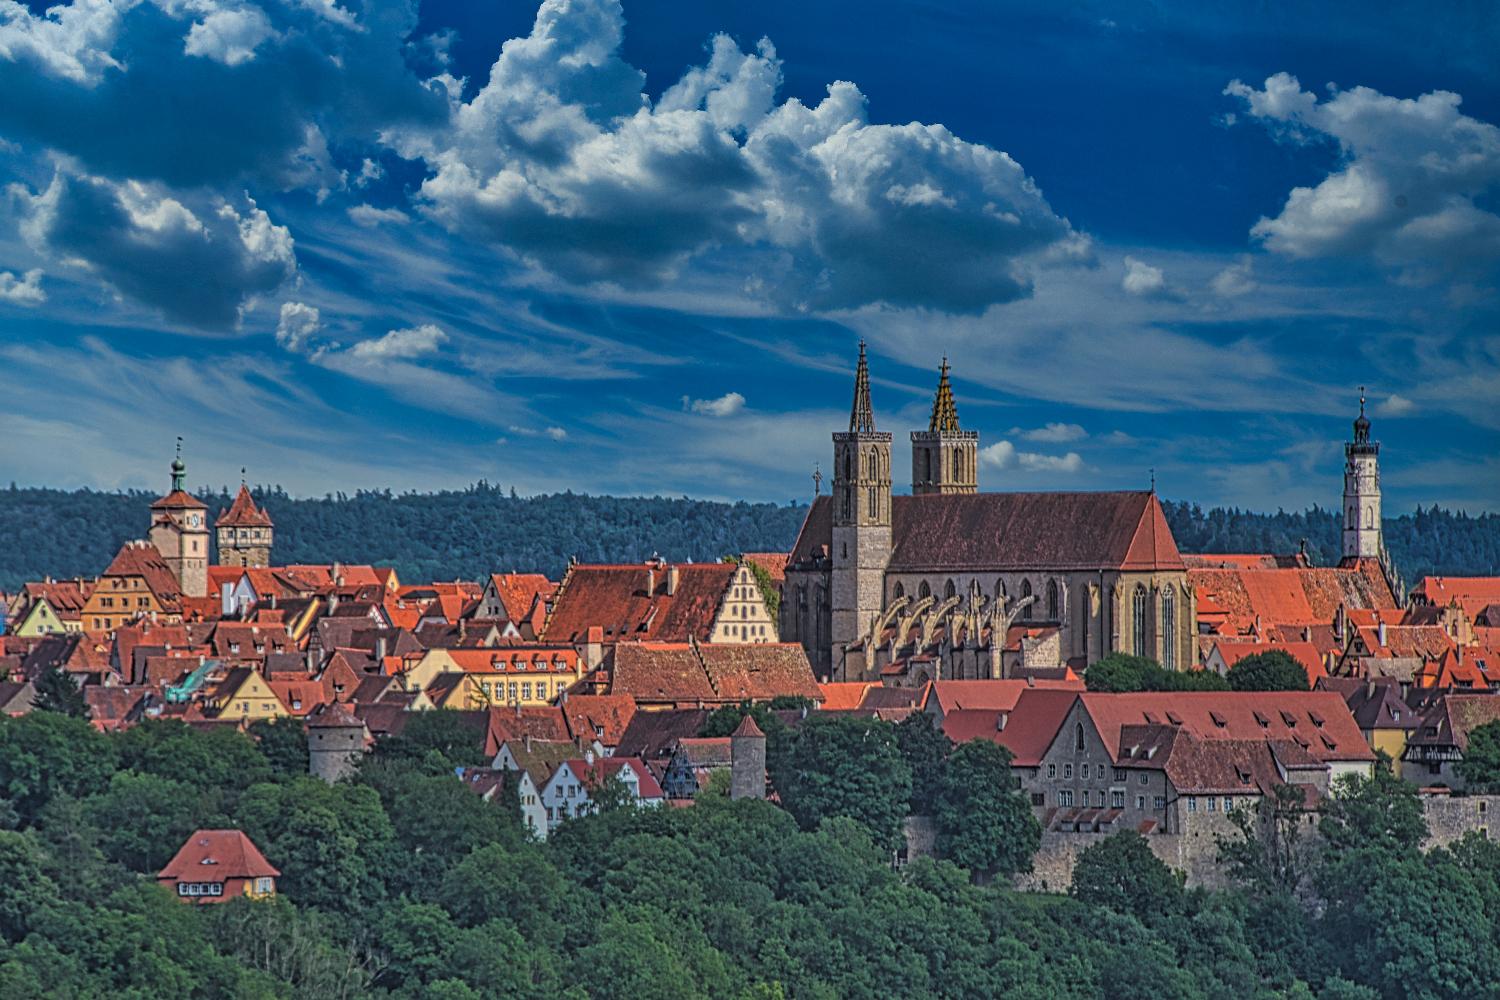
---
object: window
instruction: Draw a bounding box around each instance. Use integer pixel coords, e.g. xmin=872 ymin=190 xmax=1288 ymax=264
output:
xmin=1046 ymin=579 xmax=1059 ymax=622
xmin=1063 ymin=763 xmax=1073 ymax=779
xmin=1075 ymin=722 xmax=1085 ymax=752
xmin=1113 ymin=768 xmax=1126 ymax=781
xmin=1223 ymin=797 xmax=1233 ymax=812
xmin=1132 ymin=585 xmax=1148 ymax=657
xmin=1047 ymin=763 xmax=1056 ymax=779
xmin=919 ymin=581 xmax=931 ymax=600
xmin=1020 ymin=579 xmax=1033 ymax=619
xmin=1059 ymin=790 xmax=1074 ymax=807
xmin=1138 ymin=774 xmax=1148 ymax=786
xmin=893 ymin=582 xmax=905 ymax=600
xmin=1031 ymin=792 xmax=1045 ymax=806
xmin=1111 ymin=790 xmax=1124 ymax=809
xmin=1207 ymin=796 xmax=1217 ymax=812
xmin=1081 ymin=763 xmax=1090 ymax=780
xmin=1154 ymin=795 xmax=1165 ymax=810
xmin=1136 ymin=795 xmax=1145 ymax=810
xmin=1161 ymin=587 xmax=1177 ymax=669
xmin=521 ymin=682 xmax=532 ymax=700
xmin=255 ymin=877 xmax=273 ymax=894
xmin=1188 ymin=796 xmax=1197 ymax=812
xmin=944 ymin=579 xmax=956 ymax=600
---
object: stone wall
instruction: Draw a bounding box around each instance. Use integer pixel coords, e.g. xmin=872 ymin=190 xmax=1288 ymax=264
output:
xmin=1422 ymin=794 xmax=1500 ymax=849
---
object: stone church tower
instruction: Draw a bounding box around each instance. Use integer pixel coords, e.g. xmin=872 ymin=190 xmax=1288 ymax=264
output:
xmin=830 ymin=342 xmax=892 ymax=671
xmin=1342 ymin=389 xmax=1382 ymax=562
xmin=148 ymin=444 xmax=209 ymax=598
xmin=911 ymin=359 xmax=978 ymax=495
xmin=216 ymin=481 xmax=275 ymax=568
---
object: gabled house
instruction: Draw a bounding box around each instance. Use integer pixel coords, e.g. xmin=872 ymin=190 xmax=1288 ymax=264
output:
xmin=478 ymin=573 xmax=557 ymax=635
xmin=541 ymin=559 xmax=773 ymax=647
xmin=83 ymin=541 xmax=184 ymax=631
xmin=1402 ymin=694 xmax=1500 ymax=790
xmin=597 ymin=640 xmax=821 ymax=709
xmin=205 ymin=667 xmax=288 ymax=721
xmin=539 ymin=754 xmax=664 ymax=830
xmin=9 ymin=580 xmax=91 ymax=636
xmin=157 ymin=829 xmax=278 ymax=904
xmin=491 ymin=738 xmax=582 ymax=838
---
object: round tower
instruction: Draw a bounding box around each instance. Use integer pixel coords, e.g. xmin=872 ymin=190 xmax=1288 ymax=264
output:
xmin=729 ymin=713 xmax=767 ymax=800
xmin=307 ymin=705 xmax=368 ymax=782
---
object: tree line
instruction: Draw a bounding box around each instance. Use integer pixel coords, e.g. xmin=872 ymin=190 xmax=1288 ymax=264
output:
xmin=0 ymin=700 xmax=1474 ymax=999
xmin=0 ymin=483 xmax=1494 ymax=591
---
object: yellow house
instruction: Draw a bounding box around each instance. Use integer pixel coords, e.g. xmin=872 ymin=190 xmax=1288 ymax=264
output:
xmin=409 ymin=647 xmax=582 ymax=709
xmin=207 ymin=667 xmax=288 ymax=721
xmin=14 ymin=598 xmax=69 ymax=638
xmin=83 ymin=541 xmax=183 ymax=632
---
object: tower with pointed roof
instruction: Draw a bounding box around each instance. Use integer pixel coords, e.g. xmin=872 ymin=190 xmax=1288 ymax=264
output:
xmin=911 ymin=359 xmax=979 ymax=495
xmin=216 ymin=477 xmax=274 ymax=569
xmin=148 ymin=441 xmax=209 ymax=598
xmin=1342 ymin=389 xmax=1382 ymax=562
xmin=830 ymin=343 xmax=893 ymax=675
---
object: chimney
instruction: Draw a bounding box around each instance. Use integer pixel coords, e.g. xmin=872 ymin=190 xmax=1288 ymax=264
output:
xmin=646 ymin=568 xmax=655 ymax=598
xmin=1378 ymin=621 xmax=1387 ymax=648
xmin=270 ymin=594 xmax=277 ymax=609
xmin=1335 ymin=605 xmax=1347 ymax=643
xmin=328 ymin=592 xmax=340 ymax=614
xmin=666 ymin=565 xmax=679 ymax=596
xmin=375 ymin=635 xmax=388 ymax=661
xmin=525 ymin=733 xmax=533 ymax=753
xmin=1366 ymin=677 xmax=1376 ymax=699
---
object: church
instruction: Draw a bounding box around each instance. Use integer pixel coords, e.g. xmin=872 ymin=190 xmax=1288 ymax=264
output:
xmin=780 ymin=345 xmax=1392 ymax=683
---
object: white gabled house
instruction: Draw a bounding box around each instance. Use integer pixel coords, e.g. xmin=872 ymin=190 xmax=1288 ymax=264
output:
xmin=539 ymin=753 xmax=664 ymax=832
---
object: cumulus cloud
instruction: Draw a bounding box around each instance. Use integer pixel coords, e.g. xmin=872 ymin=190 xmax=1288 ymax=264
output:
xmin=1210 ymin=256 xmax=1256 ymax=297
xmin=683 ymin=391 xmax=746 ymax=417
xmin=15 ymin=170 xmax=295 ymax=328
xmin=347 ymin=204 xmax=411 ymax=227
xmin=1121 ymin=256 xmax=1166 ymax=296
xmin=0 ymin=0 xmax=126 ymax=84
xmin=397 ymin=0 xmax=1083 ymax=312
xmin=1226 ymin=73 xmax=1500 ymax=282
xmin=1017 ymin=422 xmax=1086 ymax=443
xmin=276 ymin=300 xmax=319 ymax=351
xmin=1376 ymin=393 xmax=1416 ymax=417
xmin=0 ymin=268 xmax=45 ymax=305
xmin=979 ymin=438 xmax=1082 ymax=473
xmin=183 ymin=6 xmax=275 ymax=67
xmin=342 ymin=323 xmax=447 ymax=361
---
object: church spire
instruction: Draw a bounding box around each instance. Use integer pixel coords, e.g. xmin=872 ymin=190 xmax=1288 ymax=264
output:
xmin=849 ymin=341 xmax=876 ymax=433
xmin=928 ymin=357 xmax=960 ymax=432
xmin=170 ymin=437 xmax=186 ymax=493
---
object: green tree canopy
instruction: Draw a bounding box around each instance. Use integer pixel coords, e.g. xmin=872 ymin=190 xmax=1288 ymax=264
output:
xmin=1227 ymin=650 xmax=1311 ymax=691
xmin=769 ymin=714 xmax=912 ymax=853
xmin=1072 ymin=830 xmax=1183 ymax=919
xmin=934 ymin=740 xmax=1039 ymax=877
xmin=1457 ymin=720 xmax=1500 ymax=792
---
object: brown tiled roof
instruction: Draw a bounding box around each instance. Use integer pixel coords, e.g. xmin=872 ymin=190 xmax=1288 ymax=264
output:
xmin=542 ymin=562 xmax=737 ymax=644
xmin=615 ymin=707 xmax=712 ymax=761
xmin=674 ymin=736 xmax=734 ymax=767
xmin=307 ymin=703 xmax=363 ymax=729
xmin=502 ymin=739 xmax=577 ymax=786
xmin=740 ymin=553 xmax=789 ymax=587
xmin=215 ymin=485 xmax=273 ymax=528
xmin=483 ymin=706 xmax=570 ymax=756
xmin=1408 ymin=694 xmax=1500 ymax=751
xmin=607 ymin=641 xmax=819 ymax=705
xmin=22 ymin=580 xmax=91 ymax=617
xmin=1190 ymin=558 xmax=1396 ymax=633
xmin=790 ymin=491 xmax=1183 ymax=572
xmin=158 ymin=829 xmax=277 ymax=880
xmin=559 ymin=694 xmax=637 ymax=747
xmin=1319 ymin=677 xmax=1422 ymax=731
xmin=487 ymin=574 xmax=555 ymax=622
xmin=102 ymin=541 xmax=183 ymax=612
xmin=150 ymin=490 xmax=208 ymax=511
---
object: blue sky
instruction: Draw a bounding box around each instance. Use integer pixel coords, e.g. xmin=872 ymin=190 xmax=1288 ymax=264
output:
xmin=0 ymin=0 xmax=1496 ymax=513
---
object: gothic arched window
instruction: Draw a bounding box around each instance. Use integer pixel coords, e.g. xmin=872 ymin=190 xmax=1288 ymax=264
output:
xmin=1132 ymin=586 xmax=1148 ymax=658
xmin=1046 ymin=580 xmax=1059 ymax=622
xmin=1075 ymin=722 xmax=1085 ymax=752
xmin=893 ymin=582 xmax=905 ymax=600
xmin=1021 ymin=579 xmax=1033 ymax=620
xmin=1161 ymin=587 xmax=1177 ymax=670
xmin=1366 ymin=506 xmax=1375 ymax=529
xmin=919 ymin=581 xmax=932 ymax=600
xmin=944 ymin=579 xmax=957 ymax=600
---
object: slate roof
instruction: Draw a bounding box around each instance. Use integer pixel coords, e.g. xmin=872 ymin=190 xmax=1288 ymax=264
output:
xmin=615 ymin=707 xmax=712 ymax=761
xmin=542 ymin=562 xmax=737 ymax=643
xmin=790 ymin=491 xmax=1183 ymax=572
xmin=1408 ymin=694 xmax=1500 ymax=752
xmin=158 ymin=829 xmax=278 ymax=881
xmin=1318 ymin=677 xmax=1422 ymax=732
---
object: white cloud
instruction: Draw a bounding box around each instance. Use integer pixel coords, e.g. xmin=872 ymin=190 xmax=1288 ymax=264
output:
xmin=1376 ymin=393 xmax=1416 ymax=417
xmin=0 ymin=267 xmax=45 ymax=305
xmin=183 ymin=6 xmax=275 ymax=67
xmin=1019 ymin=450 xmax=1084 ymax=473
xmin=347 ymin=204 xmax=411 ymax=227
xmin=979 ymin=440 xmax=1017 ymax=469
xmin=276 ymin=300 xmax=319 ymax=352
xmin=1018 ymin=421 xmax=1086 ymax=443
xmin=344 ymin=323 xmax=447 ymax=361
xmin=1226 ymin=73 xmax=1500 ymax=282
xmin=354 ymin=158 xmax=384 ymax=187
xmin=1210 ymin=256 xmax=1256 ymax=297
xmin=15 ymin=170 xmax=295 ymax=328
xmin=1121 ymin=256 xmax=1166 ymax=296
xmin=507 ymin=423 xmax=568 ymax=441
xmin=683 ymin=391 xmax=745 ymax=417
xmin=0 ymin=0 xmax=126 ymax=84
xmin=395 ymin=0 xmax=1082 ymax=313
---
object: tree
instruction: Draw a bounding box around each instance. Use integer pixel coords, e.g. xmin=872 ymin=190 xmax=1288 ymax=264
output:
xmin=0 ymin=830 xmax=56 ymax=943
xmin=894 ymin=712 xmax=952 ymax=815
xmin=0 ymin=712 xmax=117 ymax=824
xmin=1458 ymin=720 xmax=1500 ymax=792
xmin=369 ymin=709 xmax=489 ymax=770
xmin=1227 ymin=651 xmax=1310 ymax=691
xmin=248 ymin=717 xmax=310 ymax=777
xmin=1071 ymin=831 xmax=1182 ymax=919
xmin=933 ymin=740 xmax=1039 ymax=877
xmin=1216 ymin=782 xmax=1312 ymax=897
xmin=115 ymin=719 xmax=272 ymax=793
xmin=33 ymin=665 xmax=89 ymax=718
xmin=1085 ymin=652 xmax=1228 ymax=692
xmin=83 ymin=771 xmax=204 ymax=872
xmin=769 ymin=715 xmax=912 ymax=853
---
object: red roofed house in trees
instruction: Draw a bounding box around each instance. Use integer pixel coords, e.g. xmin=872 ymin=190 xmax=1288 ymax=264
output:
xmin=157 ymin=829 xmax=279 ymax=904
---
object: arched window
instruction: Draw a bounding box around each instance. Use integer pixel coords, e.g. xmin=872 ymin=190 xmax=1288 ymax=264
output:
xmin=944 ymin=579 xmax=957 ymax=600
xmin=1020 ymin=579 xmax=1033 ymax=620
xmin=1366 ymin=506 xmax=1375 ymax=529
xmin=1046 ymin=580 xmax=1059 ymax=622
xmin=866 ymin=450 xmax=877 ymax=478
xmin=843 ymin=449 xmax=852 ymax=480
xmin=1161 ymin=587 xmax=1177 ymax=670
xmin=1132 ymin=586 xmax=1148 ymax=658
xmin=919 ymin=580 xmax=932 ymax=600
xmin=1075 ymin=722 xmax=1085 ymax=752
xmin=893 ymin=581 xmax=905 ymax=600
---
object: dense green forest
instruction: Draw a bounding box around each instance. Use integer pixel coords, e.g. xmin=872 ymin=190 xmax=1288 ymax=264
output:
xmin=0 ymin=484 xmax=1495 ymax=591
xmin=0 ymin=705 xmax=1485 ymax=999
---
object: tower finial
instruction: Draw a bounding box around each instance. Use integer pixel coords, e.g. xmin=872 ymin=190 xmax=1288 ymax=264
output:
xmin=849 ymin=341 xmax=876 ymax=433
xmin=812 ymin=463 xmax=823 ymax=498
xmin=1352 ymin=386 xmax=1371 ymax=445
xmin=171 ymin=437 xmax=186 ymax=492
xmin=928 ymin=357 xmax=960 ymax=432
xmin=1149 ymin=468 xmax=1156 ymax=492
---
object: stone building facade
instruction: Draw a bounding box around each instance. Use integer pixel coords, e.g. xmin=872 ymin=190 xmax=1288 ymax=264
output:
xmin=148 ymin=449 xmax=209 ymax=599
xmin=216 ymin=483 xmax=274 ymax=568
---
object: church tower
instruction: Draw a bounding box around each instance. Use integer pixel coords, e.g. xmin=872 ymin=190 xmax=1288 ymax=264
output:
xmin=1342 ymin=389 xmax=1382 ymax=562
xmin=148 ymin=442 xmax=209 ymax=598
xmin=830 ymin=342 xmax=892 ymax=675
xmin=216 ymin=478 xmax=275 ymax=568
xmin=911 ymin=358 xmax=978 ymax=495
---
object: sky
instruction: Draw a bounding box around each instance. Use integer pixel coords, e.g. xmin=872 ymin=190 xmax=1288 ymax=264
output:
xmin=0 ymin=0 xmax=1496 ymax=513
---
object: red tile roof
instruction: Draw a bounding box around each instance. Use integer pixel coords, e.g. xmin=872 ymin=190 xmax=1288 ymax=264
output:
xmin=924 ymin=678 xmax=1083 ymax=716
xmin=817 ymin=682 xmax=881 ymax=711
xmin=215 ymin=485 xmax=273 ymax=528
xmin=483 ymin=705 xmax=571 ymax=756
xmin=607 ymin=641 xmax=820 ymax=706
xmin=1412 ymin=578 xmax=1500 ymax=619
xmin=1208 ymin=640 xmax=1328 ymax=683
xmin=158 ymin=829 xmax=278 ymax=881
xmin=102 ymin=541 xmax=183 ymax=612
xmin=561 ymin=756 xmax=665 ymax=801
xmin=941 ymin=687 xmax=1081 ymax=766
xmin=791 ymin=491 xmax=1183 ymax=572
xmin=487 ymin=574 xmax=555 ymax=622
xmin=740 ymin=552 xmax=789 ymax=586
xmin=21 ymin=580 xmax=91 ymax=617
xmin=542 ymin=562 xmax=736 ymax=644
xmin=150 ymin=490 xmax=208 ymax=511
xmin=1190 ymin=558 xmax=1396 ymax=633
xmin=559 ymin=693 xmax=637 ymax=747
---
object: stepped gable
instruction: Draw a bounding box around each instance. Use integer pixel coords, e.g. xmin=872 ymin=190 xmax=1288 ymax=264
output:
xmin=790 ymin=491 xmax=1182 ymax=572
xmin=215 ymin=484 xmax=273 ymax=528
xmin=542 ymin=561 xmax=736 ymax=644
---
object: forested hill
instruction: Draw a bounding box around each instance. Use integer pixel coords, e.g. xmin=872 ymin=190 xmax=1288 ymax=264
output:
xmin=0 ymin=484 xmax=1495 ymax=590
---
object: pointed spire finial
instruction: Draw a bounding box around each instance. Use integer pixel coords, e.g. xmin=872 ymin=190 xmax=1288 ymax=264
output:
xmin=812 ymin=464 xmax=823 ymax=497
xmin=170 ymin=437 xmax=186 ymax=492
xmin=1359 ymin=385 xmax=1366 ymax=416
xmin=928 ymin=357 xmax=960 ymax=432
xmin=849 ymin=341 xmax=876 ymax=433
xmin=1149 ymin=468 xmax=1156 ymax=492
